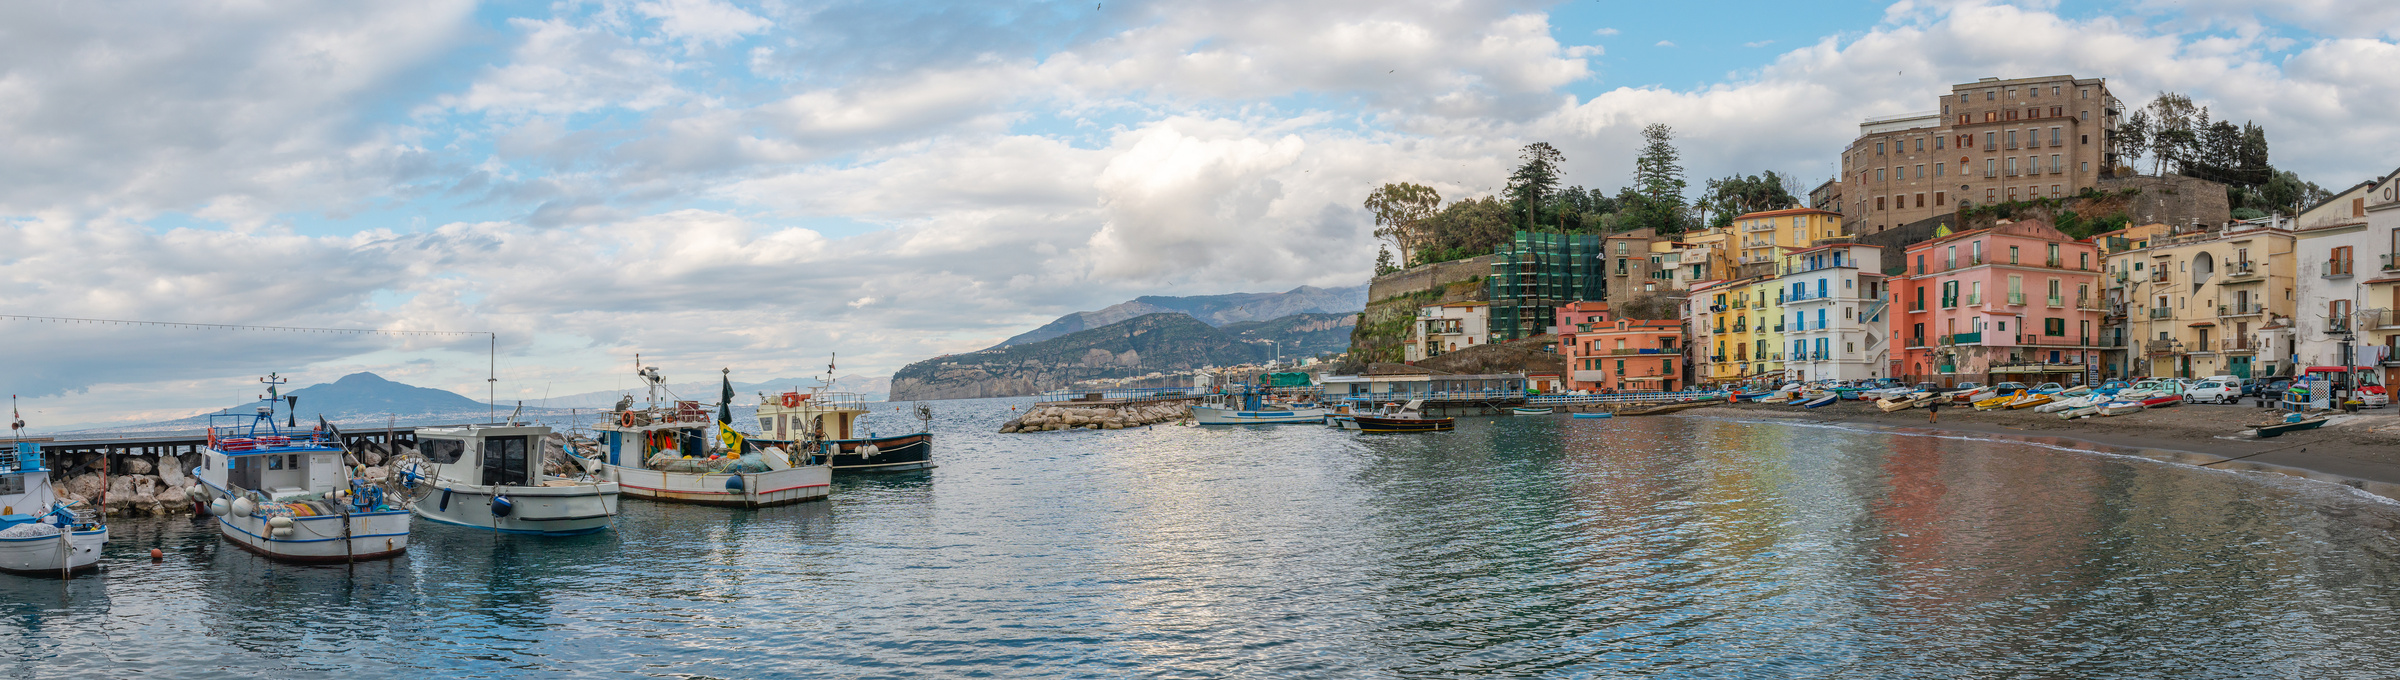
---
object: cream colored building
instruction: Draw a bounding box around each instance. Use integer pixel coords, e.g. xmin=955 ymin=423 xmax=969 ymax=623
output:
xmin=2107 ymin=220 xmax=2297 ymax=379
xmin=1842 ymin=75 xmax=2120 ymax=234
xmin=1407 ymin=301 xmax=1490 ymax=362
xmin=2292 ymin=169 xmax=2400 ymax=387
xmin=1731 ymin=208 xmax=1846 ymax=278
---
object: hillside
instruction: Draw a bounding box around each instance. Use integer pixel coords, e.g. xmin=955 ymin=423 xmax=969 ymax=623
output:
xmin=891 ymin=313 xmax=1264 ymax=400
xmin=994 ymin=284 xmax=1366 ymax=348
xmin=1221 ymin=312 xmax=1357 ymax=359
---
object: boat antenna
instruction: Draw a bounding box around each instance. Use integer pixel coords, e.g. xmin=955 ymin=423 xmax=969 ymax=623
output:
xmin=488 ymin=332 xmax=497 ymax=425
xmin=9 ymin=394 xmax=22 ymax=445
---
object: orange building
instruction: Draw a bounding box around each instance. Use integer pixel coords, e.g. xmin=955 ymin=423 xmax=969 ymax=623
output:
xmin=1559 ymin=306 xmax=1686 ymax=392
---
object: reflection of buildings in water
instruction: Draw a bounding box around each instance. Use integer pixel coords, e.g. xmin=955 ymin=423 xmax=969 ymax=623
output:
xmin=1868 ymin=433 xmax=2102 ymax=627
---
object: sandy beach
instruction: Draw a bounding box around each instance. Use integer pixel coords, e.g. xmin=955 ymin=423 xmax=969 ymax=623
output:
xmin=1692 ymin=398 xmax=2400 ymax=488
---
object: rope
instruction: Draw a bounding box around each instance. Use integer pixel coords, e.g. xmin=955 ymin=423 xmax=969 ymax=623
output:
xmin=0 ymin=314 xmax=485 ymax=337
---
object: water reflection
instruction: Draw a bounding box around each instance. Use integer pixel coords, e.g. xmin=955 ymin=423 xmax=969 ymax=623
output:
xmin=1 ymin=403 xmax=2397 ymax=678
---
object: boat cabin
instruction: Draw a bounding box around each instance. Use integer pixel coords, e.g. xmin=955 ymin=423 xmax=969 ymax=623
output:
xmin=202 ymin=408 xmax=347 ymax=502
xmin=415 ymin=425 xmax=552 ymax=489
xmin=757 ymin=391 xmax=870 ymax=441
xmin=2 ymin=442 xmax=59 ymax=520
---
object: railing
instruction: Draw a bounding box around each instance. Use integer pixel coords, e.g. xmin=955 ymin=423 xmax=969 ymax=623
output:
xmin=2148 ymin=308 xmax=2174 ymax=319
xmin=1907 ymin=336 xmax=1928 ymax=348
xmin=1966 ymin=294 xmax=1982 ymax=306
xmin=1039 ymin=386 xmax=1203 ymax=402
xmin=1945 ymin=259 xmax=1958 ymax=270
xmin=2047 ymin=296 xmax=2065 ymax=307
xmin=2221 ymin=339 xmax=2254 ymax=352
xmin=2384 ymin=253 xmax=2399 ymax=271
xmin=1527 ymin=390 xmax=1727 ymax=406
xmin=2007 ymin=292 xmax=2026 ymax=306
xmin=2075 ymin=296 xmax=2104 ymax=311
xmin=2045 ymin=258 xmax=2062 ymax=268
xmin=2150 ymin=270 xmax=2169 ymax=282
xmin=2218 ymin=302 xmax=2264 ymax=316
xmin=2328 ymin=321 xmax=2352 ymax=334
xmin=1941 ymin=296 xmax=1958 ymax=308
xmin=1603 ymin=348 xmax=1669 ymax=355
xmin=1771 ymin=324 xmax=1785 ymax=332
xmin=2226 ymin=262 xmax=2257 ymax=278
xmin=1940 ymin=332 xmax=1983 ymax=346
xmin=2324 ymin=260 xmax=2354 ymax=278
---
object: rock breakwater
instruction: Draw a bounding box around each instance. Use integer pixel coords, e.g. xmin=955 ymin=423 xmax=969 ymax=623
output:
xmin=1000 ymin=402 xmax=1192 ymax=433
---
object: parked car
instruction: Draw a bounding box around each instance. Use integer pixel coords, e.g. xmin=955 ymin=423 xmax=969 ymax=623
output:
xmin=2184 ymin=377 xmax=2243 ymax=404
xmin=2258 ymin=378 xmax=2293 ymax=403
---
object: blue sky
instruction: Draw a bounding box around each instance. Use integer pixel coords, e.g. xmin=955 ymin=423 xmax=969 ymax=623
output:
xmin=5 ymin=0 xmax=2400 ymax=426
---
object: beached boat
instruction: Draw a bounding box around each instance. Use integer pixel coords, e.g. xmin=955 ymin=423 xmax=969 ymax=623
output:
xmin=1875 ymin=393 xmax=1931 ymax=412
xmin=1947 ymin=386 xmax=1993 ymax=403
xmin=1760 ymin=392 xmax=1796 ymax=404
xmin=2098 ymin=400 xmax=2146 ymax=416
xmin=755 ymin=378 xmax=934 ymax=473
xmin=1510 ymin=407 xmax=1553 ymax=416
xmin=1352 ymin=400 xmax=1453 ymax=433
xmin=2138 ymin=394 xmax=2183 ymax=409
xmin=2036 ymin=395 xmax=2097 ymax=413
xmin=0 ymin=441 xmax=106 ymax=577
xmin=2253 ymin=416 xmax=2329 ymax=438
xmin=1800 ymin=394 xmax=1839 ymax=408
xmin=196 ymin=379 xmax=409 ymax=563
xmin=1972 ymin=392 xmax=2019 ymax=410
xmin=1620 ymin=401 xmax=1716 ymax=416
xmin=594 ymin=363 xmax=832 ymax=508
xmin=396 ymin=424 xmax=619 ymax=536
xmin=2006 ymin=393 xmax=2053 ymax=409
xmin=1571 ymin=412 xmax=1613 ymax=419
xmin=2056 ymin=404 xmax=2102 ymax=418
xmin=2056 ymin=386 xmax=2093 ymax=398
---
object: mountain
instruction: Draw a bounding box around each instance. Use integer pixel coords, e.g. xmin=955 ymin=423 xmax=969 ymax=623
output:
xmin=539 ymin=373 xmax=892 ymax=410
xmin=891 ymin=313 xmax=1265 ymax=401
xmin=994 ymin=284 xmax=1367 ymax=348
xmin=279 ymin=372 xmax=491 ymax=418
xmin=1220 ymin=312 xmax=1357 ymax=359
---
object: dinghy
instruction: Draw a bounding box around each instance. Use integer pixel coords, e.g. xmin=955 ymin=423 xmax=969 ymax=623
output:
xmin=1571 ymin=412 xmax=1613 ymax=419
xmin=2253 ymin=416 xmax=2329 ymax=438
xmin=1800 ymin=394 xmax=1839 ymax=408
xmin=2098 ymin=400 xmax=2146 ymax=416
xmin=1972 ymin=392 xmax=2019 ymax=410
xmin=1510 ymin=407 xmax=1554 ymax=416
xmin=2006 ymin=393 xmax=2053 ymax=409
xmin=2056 ymin=404 xmax=2102 ymax=418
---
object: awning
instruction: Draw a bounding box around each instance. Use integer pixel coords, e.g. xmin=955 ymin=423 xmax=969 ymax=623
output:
xmin=2187 ymin=321 xmax=2216 ymax=327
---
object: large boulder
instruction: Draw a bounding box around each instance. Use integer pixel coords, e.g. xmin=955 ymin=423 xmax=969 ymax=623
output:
xmin=151 ymin=485 xmax=191 ymax=514
xmin=122 ymin=456 xmax=156 ymax=475
xmin=158 ymin=458 xmax=187 ymax=487
xmin=65 ymin=474 xmax=104 ymax=500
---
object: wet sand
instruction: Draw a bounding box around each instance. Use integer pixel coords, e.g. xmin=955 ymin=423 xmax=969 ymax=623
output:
xmin=1693 ymin=398 xmax=2400 ymax=490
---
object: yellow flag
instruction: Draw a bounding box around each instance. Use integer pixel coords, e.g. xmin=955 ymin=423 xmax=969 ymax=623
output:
xmin=719 ymin=421 xmax=746 ymax=454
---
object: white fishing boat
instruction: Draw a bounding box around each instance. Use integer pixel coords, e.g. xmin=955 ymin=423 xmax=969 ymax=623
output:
xmin=0 ymin=441 xmax=107 ymax=577
xmin=1191 ymin=391 xmax=1327 ymax=425
xmin=2036 ymin=395 xmax=2099 ymax=413
xmin=753 ymin=372 xmax=933 ymax=474
xmin=195 ymin=376 xmax=409 ymax=563
xmin=2056 ymin=403 xmax=2102 ymax=418
xmin=394 ymin=424 xmax=619 ymax=536
xmin=593 ymin=362 xmax=831 ymax=508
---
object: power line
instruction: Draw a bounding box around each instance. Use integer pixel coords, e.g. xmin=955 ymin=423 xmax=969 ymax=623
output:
xmin=0 ymin=314 xmax=485 ymax=337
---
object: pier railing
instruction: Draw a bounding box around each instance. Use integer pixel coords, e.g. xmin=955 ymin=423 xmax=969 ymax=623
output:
xmin=1038 ymin=386 xmax=1210 ymax=402
xmin=1525 ymin=390 xmax=1728 ymax=405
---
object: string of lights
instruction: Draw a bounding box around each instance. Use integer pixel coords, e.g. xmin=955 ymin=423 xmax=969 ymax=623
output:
xmin=0 ymin=314 xmax=486 ymax=337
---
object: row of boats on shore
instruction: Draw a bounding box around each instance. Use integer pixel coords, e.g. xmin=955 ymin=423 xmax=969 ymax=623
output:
xmin=1741 ymin=377 xmax=2333 ymax=436
xmin=0 ymin=362 xmax=933 ymax=577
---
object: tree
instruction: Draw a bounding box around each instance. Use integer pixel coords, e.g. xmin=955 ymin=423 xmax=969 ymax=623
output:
xmin=2144 ymin=92 xmax=2200 ymax=175
xmin=1504 ymin=143 xmax=1566 ymax=230
xmin=1696 ymin=171 xmax=1800 ymax=228
xmin=1374 ymin=246 xmax=1398 ymax=276
xmin=1363 ymin=182 xmax=1442 ymax=266
xmin=2117 ymin=109 xmax=2151 ymax=172
xmin=1633 ymin=123 xmax=1687 ymax=205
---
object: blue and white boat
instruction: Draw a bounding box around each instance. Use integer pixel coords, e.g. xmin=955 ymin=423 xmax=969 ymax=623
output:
xmin=1192 ymin=392 xmax=1325 ymax=425
xmin=195 ymin=375 xmax=410 ymax=563
xmin=0 ymin=441 xmax=106 ymax=577
xmin=399 ymin=424 xmax=619 ymax=536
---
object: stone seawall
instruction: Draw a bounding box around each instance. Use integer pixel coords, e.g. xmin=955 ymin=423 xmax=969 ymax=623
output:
xmin=1365 ymin=254 xmax=1496 ymax=303
xmin=998 ymin=401 xmax=1193 ymax=433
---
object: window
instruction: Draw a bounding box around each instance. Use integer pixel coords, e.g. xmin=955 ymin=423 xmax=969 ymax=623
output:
xmin=423 ymin=439 xmax=467 ymax=464
xmin=2009 ymin=245 xmax=2020 ymax=264
xmin=1916 ymin=138 xmax=1925 ymax=152
xmin=1987 ymin=188 xmax=1997 ymax=201
xmin=1916 ymin=164 xmax=1925 ymax=179
xmin=1935 ymin=191 xmax=1946 ymax=206
xmin=1877 ymin=168 xmax=1885 ymax=182
xmin=1877 ymin=141 xmax=1885 ymax=155
xmin=2050 ymin=126 xmax=2061 ymax=144
xmin=2082 ymin=161 xmax=2090 ymax=172
xmin=1876 ymin=196 xmax=1886 ymax=210
xmin=1915 ymin=255 xmax=1925 ymax=274
xmin=1935 ymin=162 xmax=1945 ymax=177
xmin=2007 ymin=130 xmax=2018 ymax=147
xmin=1985 ymin=131 xmax=1996 ymax=148
xmin=1935 ymin=136 xmax=1945 ymax=150
xmin=2007 ymin=109 xmax=2018 ymax=121
xmin=2050 ymin=154 xmax=2061 ymax=173
xmin=2006 ymin=157 xmax=2017 ymax=175
xmin=1985 ymin=159 xmax=1997 ymax=177
xmin=483 ymin=436 xmax=532 ymax=488
xmin=2045 ymin=318 xmax=2066 ymax=336
xmin=2332 ymin=245 xmax=2354 ymax=275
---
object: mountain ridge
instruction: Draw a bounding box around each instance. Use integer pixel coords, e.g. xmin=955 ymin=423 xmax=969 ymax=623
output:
xmin=891 ymin=313 xmax=1267 ymax=400
xmin=993 ymin=284 xmax=1366 ymax=348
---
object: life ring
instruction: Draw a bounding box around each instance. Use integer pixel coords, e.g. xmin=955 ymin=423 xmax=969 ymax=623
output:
xmin=781 ymin=393 xmax=802 ymax=408
xmin=620 ymin=411 xmax=638 ymax=427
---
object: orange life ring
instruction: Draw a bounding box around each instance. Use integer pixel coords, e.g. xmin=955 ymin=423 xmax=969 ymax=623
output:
xmin=781 ymin=393 xmax=802 ymax=408
xmin=620 ymin=411 xmax=638 ymax=427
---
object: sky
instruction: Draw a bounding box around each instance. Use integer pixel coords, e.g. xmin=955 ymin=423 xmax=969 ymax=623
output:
xmin=7 ymin=0 xmax=2400 ymax=428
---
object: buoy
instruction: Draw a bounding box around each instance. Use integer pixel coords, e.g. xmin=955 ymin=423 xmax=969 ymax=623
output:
xmin=858 ymin=443 xmax=879 ymax=459
xmin=490 ymin=495 xmax=514 ymax=518
xmin=270 ymin=527 xmax=293 ymax=539
xmin=725 ymin=475 xmax=745 ymax=491
xmin=209 ymin=498 xmax=229 ymax=517
xmin=267 ymin=516 xmax=294 ymax=529
xmin=230 ymin=497 xmax=255 ymax=518
xmin=185 ymin=485 xmax=209 ymax=502
xmin=150 ymin=548 xmax=162 ymax=561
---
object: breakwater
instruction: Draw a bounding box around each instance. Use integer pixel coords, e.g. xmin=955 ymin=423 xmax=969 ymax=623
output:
xmin=998 ymin=400 xmax=1193 ymax=432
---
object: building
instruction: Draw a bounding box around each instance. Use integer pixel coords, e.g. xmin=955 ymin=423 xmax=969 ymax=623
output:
xmin=1601 ymin=228 xmax=1671 ymax=308
xmin=1679 ymin=225 xmax=1741 ymax=282
xmin=1487 ymin=232 xmax=1606 ymax=342
xmin=1689 ymin=276 xmax=1785 ymax=386
xmin=2106 ymin=219 xmax=2297 ymax=379
xmin=1688 ymin=280 xmax=1741 ymax=385
xmin=2091 ymin=221 xmax=2176 ymax=376
xmin=1841 ymin=75 xmax=2121 ymax=234
xmin=1406 ymin=301 xmax=1490 ymax=362
xmin=1561 ymin=317 xmax=1684 ymax=392
xmin=1810 ymin=179 xmax=1842 ymax=214
xmin=1731 ymin=208 xmax=1846 ymax=278
xmin=1895 ymin=220 xmax=2108 ymax=387
xmin=2292 ymin=169 xmax=2400 ymax=387
xmin=1741 ymin=275 xmax=1789 ymax=381
xmin=1779 ymin=243 xmax=1890 ymax=382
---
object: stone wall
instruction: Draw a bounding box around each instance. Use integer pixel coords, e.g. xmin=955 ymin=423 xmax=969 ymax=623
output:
xmin=1366 ymin=254 xmax=1496 ymax=303
xmin=999 ymin=401 xmax=1193 ymax=433
xmin=2094 ymin=175 xmax=2232 ymax=228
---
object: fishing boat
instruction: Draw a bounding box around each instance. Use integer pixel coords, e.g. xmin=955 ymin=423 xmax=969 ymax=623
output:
xmin=594 ymin=362 xmax=832 ymax=507
xmin=195 ymin=377 xmax=409 ymax=563
xmin=2253 ymin=416 xmax=2330 ymax=438
xmin=2138 ymin=394 xmax=2184 ymax=409
xmin=1972 ymin=392 xmax=2020 ymax=411
xmin=1190 ymin=389 xmax=1328 ymax=425
xmin=1760 ymin=392 xmax=1796 ymax=404
xmin=1510 ymin=407 xmax=1554 ymax=416
xmin=2098 ymin=400 xmax=2147 ymax=416
xmin=1946 ymin=385 xmax=1993 ymax=403
xmin=2006 ymin=393 xmax=2053 ymax=409
xmin=1572 ymin=412 xmax=1613 ymax=419
xmin=2056 ymin=385 xmax=2093 ymax=398
xmin=1620 ymin=400 xmax=1716 ymax=416
xmin=2056 ymin=403 xmax=2102 ymax=418
xmin=0 ymin=441 xmax=106 ymax=577
xmin=394 ymin=424 xmax=619 ymax=536
xmin=1352 ymin=400 xmax=1453 ymax=433
xmin=1800 ymin=394 xmax=1839 ymax=408
xmin=2036 ymin=395 xmax=2097 ymax=413
xmin=754 ymin=372 xmax=934 ymax=473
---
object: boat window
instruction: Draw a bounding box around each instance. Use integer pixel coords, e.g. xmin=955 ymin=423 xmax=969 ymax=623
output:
xmin=422 ymin=439 xmax=467 ymax=464
xmin=267 ymin=455 xmax=284 ymax=470
xmin=0 ymin=475 xmax=22 ymax=495
xmin=483 ymin=436 xmax=532 ymax=487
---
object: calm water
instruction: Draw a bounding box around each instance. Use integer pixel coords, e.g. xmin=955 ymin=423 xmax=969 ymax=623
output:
xmin=7 ymin=398 xmax=2400 ymax=678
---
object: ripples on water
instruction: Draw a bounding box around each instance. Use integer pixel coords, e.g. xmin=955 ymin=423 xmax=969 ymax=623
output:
xmin=6 ymin=399 xmax=2400 ymax=678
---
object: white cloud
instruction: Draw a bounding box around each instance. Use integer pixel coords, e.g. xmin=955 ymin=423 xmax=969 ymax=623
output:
xmin=1746 ymin=40 xmax=1776 ymax=47
xmin=1594 ymin=28 xmax=1620 ymax=36
xmin=637 ymin=0 xmax=773 ymax=46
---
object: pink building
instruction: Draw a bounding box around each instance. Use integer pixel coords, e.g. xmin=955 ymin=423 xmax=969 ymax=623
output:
xmin=1894 ymin=219 xmax=2108 ymax=386
xmin=1556 ymin=302 xmax=1685 ymax=392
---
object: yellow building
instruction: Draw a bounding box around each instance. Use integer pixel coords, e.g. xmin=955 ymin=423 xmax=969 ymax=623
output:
xmin=1733 ymin=208 xmax=1848 ymax=276
xmin=1743 ymin=276 xmax=1786 ymax=381
xmin=2105 ymin=221 xmax=2298 ymax=379
xmin=1688 ymin=275 xmax=1781 ymax=385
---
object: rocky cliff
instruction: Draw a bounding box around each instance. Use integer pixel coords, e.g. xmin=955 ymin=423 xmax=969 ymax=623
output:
xmin=994 ymin=285 xmax=1367 ymax=348
xmin=890 ymin=313 xmax=1265 ymax=400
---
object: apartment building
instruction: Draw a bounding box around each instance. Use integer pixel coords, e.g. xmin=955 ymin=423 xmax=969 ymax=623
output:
xmin=2292 ymin=170 xmax=2400 ymax=387
xmin=1810 ymin=179 xmax=1842 ymax=214
xmin=1688 ymin=280 xmax=1741 ymax=385
xmin=1895 ymin=220 xmax=2108 ymax=387
xmin=1730 ymin=208 xmax=1846 ymax=278
xmin=1406 ymin=301 xmax=1490 ymax=362
xmin=1779 ymin=243 xmax=1889 ymax=382
xmin=2107 ymin=220 xmax=2297 ymax=379
xmin=1688 ymin=275 xmax=1786 ymax=386
xmin=1558 ymin=302 xmax=1683 ymax=392
xmin=1486 ymin=232 xmax=1605 ymax=342
xmin=1842 ymin=75 xmax=2120 ymax=233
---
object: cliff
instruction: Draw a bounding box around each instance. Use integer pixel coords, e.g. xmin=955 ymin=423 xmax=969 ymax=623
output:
xmin=890 ymin=313 xmax=1265 ymax=400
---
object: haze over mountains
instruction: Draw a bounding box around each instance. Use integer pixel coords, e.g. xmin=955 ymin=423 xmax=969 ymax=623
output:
xmin=993 ymin=285 xmax=1367 ymax=349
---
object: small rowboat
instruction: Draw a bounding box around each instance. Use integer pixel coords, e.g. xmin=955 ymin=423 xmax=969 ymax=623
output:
xmin=1972 ymin=392 xmax=2019 ymax=410
xmin=1619 ymin=401 xmax=1715 ymax=416
xmin=2253 ymin=417 xmax=2329 ymax=438
xmin=2056 ymin=404 xmax=2101 ymax=418
xmin=2006 ymin=393 xmax=2053 ymax=409
xmin=2098 ymin=400 xmax=2146 ymax=416
xmin=1949 ymin=387 xmax=1993 ymax=403
xmin=1876 ymin=393 xmax=1933 ymax=412
xmin=1760 ymin=393 xmax=1796 ymax=403
xmin=1572 ymin=412 xmax=1613 ymax=419
xmin=2138 ymin=395 xmax=2183 ymax=409
xmin=1800 ymin=394 xmax=1839 ymax=408
xmin=1510 ymin=407 xmax=1554 ymax=416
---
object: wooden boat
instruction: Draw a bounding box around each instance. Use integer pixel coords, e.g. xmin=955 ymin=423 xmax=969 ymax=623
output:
xmin=755 ymin=378 xmax=934 ymax=472
xmin=1800 ymin=394 xmax=1839 ymax=408
xmin=1353 ymin=400 xmax=1454 ymax=433
xmin=2138 ymin=395 xmax=2183 ymax=409
xmin=2056 ymin=404 xmax=2101 ymax=418
xmin=1619 ymin=401 xmax=1716 ymax=416
xmin=401 ymin=424 xmax=619 ymax=537
xmin=1948 ymin=387 xmax=1993 ymax=403
xmin=1760 ymin=392 xmax=1796 ymax=404
xmin=2057 ymin=386 xmax=2093 ymax=398
xmin=595 ymin=363 xmax=831 ymax=508
xmin=2037 ymin=395 xmax=2097 ymax=413
xmin=1875 ymin=393 xmax=1933 ymax=412
xmin=1510 ymin=407 xmax=1554 ymax=416
xmin=1972 ymin=392 xmax=2019 ymax=410
xmin=1571 ymin=412 xmax=1613 ymax=419
xmin=2098 ymin=400 xmax=2146 ymax=416
xmin=2006 ymin=393 xmax=2053 ymax=409
xmin=2254 ymin=417 xmax=2329 ymax=438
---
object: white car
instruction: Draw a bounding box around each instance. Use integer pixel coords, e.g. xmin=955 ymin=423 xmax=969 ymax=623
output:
xmin=2184 ymin=378 xmax=2242 ymax=404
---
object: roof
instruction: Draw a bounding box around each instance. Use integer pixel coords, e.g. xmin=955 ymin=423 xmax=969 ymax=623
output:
xmin=1732 ymin=207 xmax=1843 ymax=220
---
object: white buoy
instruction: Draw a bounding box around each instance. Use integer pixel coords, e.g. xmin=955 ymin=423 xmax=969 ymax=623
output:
xmin=185 ymin=485 xmax=209 ymax=502
xmin=230 ymin=497 xmax=255 ymax=518
xmin=209 ymin=498 xmax=230 ymax=517
xmin=270 ymin=527 xmax=293 ymax=539
xmin=267 ymin=516 xmax=294 ymax=529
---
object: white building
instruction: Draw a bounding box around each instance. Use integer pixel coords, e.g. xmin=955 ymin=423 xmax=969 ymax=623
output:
xmin=1779 ymin=242 xmax=1890 ymax=382
xmin=2292 ymin=170 xmax=2400 ymax=387
xmin=1406 ymin=301 xmax=1490 ymax=362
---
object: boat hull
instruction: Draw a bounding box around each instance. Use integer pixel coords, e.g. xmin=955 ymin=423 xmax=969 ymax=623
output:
xmin=1510 ymin=408 xmax=1553 ymax=415
xmin=1192 ymin=406 xmax=1329 ymax=425
xmin=217 ymin=510 xmax=411 ymax=564
xmin=2057 ymin=405 xmax=2101 ymax=418
xmin=1801 ymin=395 xmax=1838 ymax=408
xmin=607 ymin=464 xmax=830 ymax=507
xmin=1352 ymin=416 xmax=1454 ymax=433
xmin=0 ymin=527 xmax=107 ymax=576
xmin=1572 ymin=413 xmax=1614 ymax=419
xmin=2099 ymin=402 xmax=2146 ymax=416
xmin=2255 ymin=419 xmax=2329 ymax=438
xmin=414 ymin=482 xmax=621 ymax=536
xmin=826 ymin=433 xmax=934 ymax=473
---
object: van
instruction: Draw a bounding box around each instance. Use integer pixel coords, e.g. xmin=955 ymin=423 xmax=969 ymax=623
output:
xmin=2184 ymin=378 xmax=2242 ymax=404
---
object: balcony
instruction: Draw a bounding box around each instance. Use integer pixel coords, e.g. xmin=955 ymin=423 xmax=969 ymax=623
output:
xmin=1771 ymin=324 xmax=1785 ymax=332
xmin=2324 ymin=260 xmax=2355 ymax=279
xmin=2224 ymin=262 xmax=2259 ymax=280
xmin=2007 ymin=292 xmax=2026 ymax=306
xmin=2218 ymin=302 xmax=2264 ymax=317
xmin=2384 ymin=253 xmax=2400 ymax=272
xmin=1941 ymin=296 xmax=1958 ymax=309
xmin=2221 ymin=339 xmax=2255 ymax=354
xmin=1944 ymin=258 xmax=1958 ymax=270
xmin=2047 ymin=296 xmax=2066 ymax=308
xmin=2045 ymin=258 xmax=2062 ymax=268
xmin=1907 ymin=336 xmax=1928 ymax=348
xmin=2328 ymin=321 xmax=2352 ymax=334
xmin=2148 ymin=308 xmax=2174 ymax=319
xmin=1941 ymin=332 xmax=1983 ymax=345
xmin=1966 ymin=293 xmax=1983 ymax=306
xmin=2150 ymin=270 xmax=2169 ymax=282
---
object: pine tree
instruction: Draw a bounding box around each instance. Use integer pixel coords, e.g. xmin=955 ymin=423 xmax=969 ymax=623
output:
xmin=1633 ymin=123 xmax=1686 ymax=205
xmin=1504 ymin=143 xmax=1565 ymax=230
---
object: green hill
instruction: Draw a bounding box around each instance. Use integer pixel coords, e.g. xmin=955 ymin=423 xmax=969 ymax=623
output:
xmin=890 ymin=313 xmax=1264 ymax=400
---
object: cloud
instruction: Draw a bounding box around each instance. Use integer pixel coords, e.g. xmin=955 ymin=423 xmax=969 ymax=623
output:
xmin=636 ymin=0 xmax=772 ymax=46
xmin=1656 ymin=40 xmax=1677 ymax=47
xmin=1746 ymin=40 xmax=1776 ymax=47
xmin=1594 ymin=28 xmax=1620 ymax=36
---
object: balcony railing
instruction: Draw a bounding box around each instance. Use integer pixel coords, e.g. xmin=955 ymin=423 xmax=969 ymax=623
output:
xmin=2221 ymin=339 xmax=2254 ymax=353
xmin=2150 ymin=270 xmax=2169 ymax=282
xmin=2074 ymin=295 xmax=2104 ymax=311
xmin=2218 ymin=302 xmax=2264 ymax=317
xmin=2384 ymin=253 xmax=2399 ymax=272
xmin=2226 ymin=262 xmax=2258 ymax=279
xmin=2148 ymin=308 xmax=2174 ymax=319
xmin=2375 ymin=310 xmax=2400 ymax=330
xmin=2047 ymin=296 xmax=2066 ymax=307
xmin=2007 ymin=292 xmax=2026 ymax=306
xmin=1907 ymin=336 xmax=1927 ymax=348
xmin=1941 ymin=296 xmax=1958 ymax=308
xmin=1966 ymin=293 xmax=1982 ymax=306
xmin=2324 ymin=260 xmax=2354 ymax=278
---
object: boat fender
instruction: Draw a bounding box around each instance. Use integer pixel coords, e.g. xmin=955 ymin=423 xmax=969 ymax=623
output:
xmin=725 ymin=475 xmax=745 ymax=491
xmin=209 ymin=498 xmax=230 ymax=517
xmin=270 ymin=527 xmax=293 ymax=539
xmin=267 ymin=517 xmax=294 ymax=530
xmin=186 ymin=485 xmax=209 ymax=502
xmin=858 ymin=443 xmax=879 ymax=460
xmin=230 ymin=497 xmax=255 ymax=518
xmin=490 ymin=495 xmax=513 ymax=518
xmin=438 ymin=488 xmax=452 ymax=512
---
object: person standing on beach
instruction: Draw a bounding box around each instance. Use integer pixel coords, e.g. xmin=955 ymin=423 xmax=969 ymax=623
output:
xmin=1927 ymin=397 xmax=1940 ymax=423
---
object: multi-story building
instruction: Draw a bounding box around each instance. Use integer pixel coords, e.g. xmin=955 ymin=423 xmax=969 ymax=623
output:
xmin=1487 ymin=232 xmax=1606 ymax=342
xmin=1557 ymin=302 xmax=1683 ymax=392
xmin=1602 ymin=228 xmax=1670 ymax=308
xmin=1406 ymin=301 xmax=1490 ymax=362
xmin=1779 ymin=243 xmax=1889 ymax=382
xmin=2293 ymin=171 xmax=2400 ymax=387
xmin=1731 ymin=208 xmax=1846 ymax=278
xmin=1841 ymin=75 xmax=2121 ymax=234
xmin=1688 ymin=280 xmax=1742 ymax=385
xmin=2107 ymin=219 xmax=2297 ymax=379
xmin=1895 ymin=220 xmax=2108 ymax=387
xmin=2091 ymin=222 xmax=2176 ymax=376
xmin=1810 ymin=179 xmax=1842 ymax=214
xmin=1740 ymin=276 xmax=1788 ymax=381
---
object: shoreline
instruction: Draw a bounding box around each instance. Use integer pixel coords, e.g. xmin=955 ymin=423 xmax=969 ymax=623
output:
xmin=1684 ymin=400 xmax=2400 ymax=503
